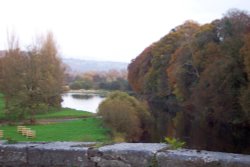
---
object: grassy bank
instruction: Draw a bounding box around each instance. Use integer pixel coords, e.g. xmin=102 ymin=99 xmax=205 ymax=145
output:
xmin=0 ymin=118 xmax=109 ymax=142
xmin=0 ymin=93 xmax=110 ymax=142
xmin=0 ymin=92 xmax=94 ymax=120
xmin=35 ymin=108 xmax=94 ymax=120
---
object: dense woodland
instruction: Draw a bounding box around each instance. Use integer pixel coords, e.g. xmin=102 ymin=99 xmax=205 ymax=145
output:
xmin=128 ymin=9 xmax=250 ymax=153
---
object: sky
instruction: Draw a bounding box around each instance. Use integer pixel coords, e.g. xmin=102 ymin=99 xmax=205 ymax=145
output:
xmin=0 ymin=0 xmax=249 ymax=62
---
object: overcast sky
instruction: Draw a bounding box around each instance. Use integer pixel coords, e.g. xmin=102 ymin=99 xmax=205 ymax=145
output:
xmin=0 ymin=0 xmax=249 ymax=62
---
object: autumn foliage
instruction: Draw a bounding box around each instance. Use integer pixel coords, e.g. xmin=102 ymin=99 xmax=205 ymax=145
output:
xmin=97 ymin=91 xmax=153 ymax=142
xmin=128 ymin=9 xmax=250 ymax=153
xmin=0 ymin=33 xmax=65 ymax=122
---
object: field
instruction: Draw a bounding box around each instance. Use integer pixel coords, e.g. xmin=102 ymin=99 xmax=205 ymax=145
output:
xmin=0 ymin=93 xmax=110 ymax=142
xmin=0 ymin=118 xmax=109 ymax=142
xmin=35 ymin=108 xmax=94 ymax=119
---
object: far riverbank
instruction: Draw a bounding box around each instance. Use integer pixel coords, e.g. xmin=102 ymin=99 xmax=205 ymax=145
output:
xmin=66 ymin=89 xmax=109 ymax=97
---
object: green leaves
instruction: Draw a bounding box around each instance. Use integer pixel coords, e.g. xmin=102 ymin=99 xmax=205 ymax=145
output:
xmin=164 ymin=137 xmax=185 ymax=149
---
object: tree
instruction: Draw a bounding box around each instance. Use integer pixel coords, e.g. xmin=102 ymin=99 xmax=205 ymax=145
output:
xmin=97 ymin=91 xmax=153 ymax=142
xmin=0 ymin=51 xmax=4 ymax=85
xmin=37 ymin=32 xmax=65 ymax=108
xmin=128 ymin=9 xmax=250 ymax=153
xmin=0 ymin=35 xmax=28 ymax=119
xmin=240 ymin=33 xmax=250 ymax=120
xmin=68 ymin=69 xmax=130 ymax=91
xmin=0 ymin=32 xmax=65 ymax=122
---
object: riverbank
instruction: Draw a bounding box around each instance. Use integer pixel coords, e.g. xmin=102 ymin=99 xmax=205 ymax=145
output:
xmin=66 ymin=89 xmax=109 ymax=97
xmin=0 ymin=93 xmax=110 ymax=142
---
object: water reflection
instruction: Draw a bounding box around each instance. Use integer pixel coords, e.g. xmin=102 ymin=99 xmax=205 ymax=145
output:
xmin=71 ymin=94 xmax=93 ymax=99
xmin=61 ymin=93 xmax=105 ymax=113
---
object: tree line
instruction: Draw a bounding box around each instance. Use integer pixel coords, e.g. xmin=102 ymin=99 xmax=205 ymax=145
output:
xmin=128 ymin=9 xmax=250 ymax=153
xmin=65 ymin=69 xmax=131 ymax=91
xmin=0 ymin=33 xmax=65 ymax=122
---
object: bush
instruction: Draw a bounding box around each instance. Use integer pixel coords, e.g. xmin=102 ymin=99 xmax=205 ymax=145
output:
xmin=97 ymin=91 xmax=153 ymax=142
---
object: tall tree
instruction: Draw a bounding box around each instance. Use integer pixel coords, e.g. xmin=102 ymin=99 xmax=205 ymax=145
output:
xmin=37 ymin=32 xmax=65 ymax=108
xmin=240 ymin=33 xmax=250 ymax=120
xmin=0 ymin=32 xmax=65 ymax=122
xmin=128 ymin=9 xmax=250 ymax=153
xmin=0 ymin=34 xmax=27 ymax=119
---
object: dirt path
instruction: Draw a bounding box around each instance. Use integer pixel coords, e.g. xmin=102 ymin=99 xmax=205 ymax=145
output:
xmin=0 ymin=116 xmax=98 ymax=125
xmin=36 ymin=118 xmax=81 ymax=124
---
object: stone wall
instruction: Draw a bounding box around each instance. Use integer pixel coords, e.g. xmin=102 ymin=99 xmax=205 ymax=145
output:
xmin=0 ymin=142 xmax=249 ymax=167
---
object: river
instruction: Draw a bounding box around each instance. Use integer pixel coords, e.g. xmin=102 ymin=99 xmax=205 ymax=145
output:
xmin=61 ymin=92 xmax=105 ymax=113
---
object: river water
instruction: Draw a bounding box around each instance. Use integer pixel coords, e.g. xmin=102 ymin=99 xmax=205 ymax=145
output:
xmin=61 ymin=92 xmax=105 ymax=113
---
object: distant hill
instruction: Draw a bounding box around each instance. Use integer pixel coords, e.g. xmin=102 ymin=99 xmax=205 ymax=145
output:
xmin=0 ymin=52 xmax=128 ymax=73
xmin=62 ymin=58 xmax=128 ymax=73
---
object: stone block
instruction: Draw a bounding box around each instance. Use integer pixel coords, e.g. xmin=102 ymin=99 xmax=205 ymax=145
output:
xmin=27 ymin=142 xmax=94 ymax=167
xmin=0 ymin=143 xmax=38 ymax=167
xmin=157 ymin=149 xmax=250 ymax=167
xmin=93 ymin=143 xmax=168 ymax=167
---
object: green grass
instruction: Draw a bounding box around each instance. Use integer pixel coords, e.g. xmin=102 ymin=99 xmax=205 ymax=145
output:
xmin=35 ymin=108 xmax=94 ymax=119
xmin=0 ymin=92 xmax=94 ymax=120
xmin=0 ymin=118 xmax=110 ymax=142
xmin=0 ymin=93 xmax=110 ymax=142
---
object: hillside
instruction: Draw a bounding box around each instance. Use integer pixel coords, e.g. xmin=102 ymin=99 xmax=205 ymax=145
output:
xmin=63 ymin=58 xmax=128 ymax=73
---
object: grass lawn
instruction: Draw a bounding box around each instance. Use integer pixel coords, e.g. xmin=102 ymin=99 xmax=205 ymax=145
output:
xmin=35 ymin=108 xmax=94 ymax=119
xmin=0 ymin=93 xmax=110 ymax=142
xmin=0 ymin=118 xmax=110 ymax=142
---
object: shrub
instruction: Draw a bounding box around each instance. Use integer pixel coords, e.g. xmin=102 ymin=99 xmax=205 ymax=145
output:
xmin=98 ymin=91 xmax=153 ymax=142
xmin=164 ymin=137 xmax=185 ymax=149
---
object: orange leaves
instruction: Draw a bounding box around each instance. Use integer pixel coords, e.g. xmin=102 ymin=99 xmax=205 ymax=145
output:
xmin=127 ymin=9 xmax=250 ymax=153
xmin=128 ymin=45 xmax=153 ymax=93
